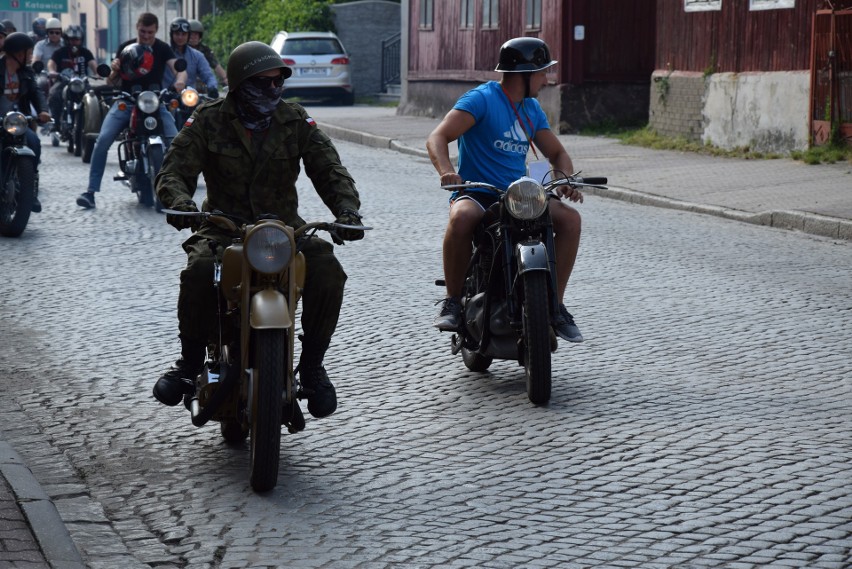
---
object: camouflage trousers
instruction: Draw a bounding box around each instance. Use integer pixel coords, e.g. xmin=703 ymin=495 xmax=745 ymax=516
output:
xmin=177 ymin=231 xmax=346 ymax=348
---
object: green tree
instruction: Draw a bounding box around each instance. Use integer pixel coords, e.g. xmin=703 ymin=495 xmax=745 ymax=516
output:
xmin=203 ymin=0 xmax=336 ymax=67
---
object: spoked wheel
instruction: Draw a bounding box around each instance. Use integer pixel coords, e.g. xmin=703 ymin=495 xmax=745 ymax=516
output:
xmin=0 ymin=158 xmax=36 ymax=238
xmin=522 ymin=271 xmax=552 ymax=405
xmin=249 ymin=329 xmax=284 ymax=492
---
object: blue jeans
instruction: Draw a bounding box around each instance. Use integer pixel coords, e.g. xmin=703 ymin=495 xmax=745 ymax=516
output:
xmin=87 ymin=101 xmax=178 ymax=193
xmin=25 ymin=128 xmax=40 ymax=166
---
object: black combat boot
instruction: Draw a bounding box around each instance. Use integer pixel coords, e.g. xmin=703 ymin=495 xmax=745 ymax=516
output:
xmin=153 ymin=338 xmax=206 ymax=406
xmin=31 ymin=172 xmax=41 ymax=213
xmin=297 ymin=336 xmax=337 ymax=418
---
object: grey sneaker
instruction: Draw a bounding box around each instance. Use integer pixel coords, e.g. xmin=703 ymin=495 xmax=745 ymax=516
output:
xmin=433 ymin=297 xmax=462 ymax=331
xmin=554 ymin=304 xmax=584 ymax=343
xmin=76 ymin=191 xmax=96 ymax=209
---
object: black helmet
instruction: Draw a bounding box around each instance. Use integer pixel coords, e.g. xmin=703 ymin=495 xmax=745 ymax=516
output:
xmin=119 ymin=43 xmax=155 ymax=81
xmin=188 ymin=19 xmax=204 ymax=36
xmin=4 ymin=32 xmax=34 ymax=55
xmin=1 ymin=19 xmax=16 ymax=33
xmin=31 ymin=17 xmax=46 ymax=34
xmin=0 ymin=23 xmax=6 ymax=38
xmin=170 ymin=18 xmax=190 ymax=34
xmin=226 ymin=41 xmax=291 ymax=91
xmin=495 ymin=37 xmax=557 ymax=73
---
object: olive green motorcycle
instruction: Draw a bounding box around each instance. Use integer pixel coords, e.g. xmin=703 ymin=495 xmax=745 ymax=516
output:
xmin=163 ymin=209 xmax=367 ymax=492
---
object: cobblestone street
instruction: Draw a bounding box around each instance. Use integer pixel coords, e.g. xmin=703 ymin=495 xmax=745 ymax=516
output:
xmin=0 ymin=136 xmax=850 ymax=568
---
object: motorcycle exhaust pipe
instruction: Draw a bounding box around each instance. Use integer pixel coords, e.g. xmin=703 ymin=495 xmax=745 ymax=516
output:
xmin=190 ymin=362 xmax=238 ymax=427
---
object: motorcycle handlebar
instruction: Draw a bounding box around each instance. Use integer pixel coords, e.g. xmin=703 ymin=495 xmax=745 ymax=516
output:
xmin=161 ymin=210 xmax=373 ymax=236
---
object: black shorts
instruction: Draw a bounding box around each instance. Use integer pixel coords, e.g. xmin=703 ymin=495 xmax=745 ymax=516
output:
xmin=451 ymin=190 xmax=500 ymax=211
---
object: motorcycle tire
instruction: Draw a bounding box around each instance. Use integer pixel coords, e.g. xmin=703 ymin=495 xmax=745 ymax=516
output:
xmin=249 ymin=329 xmax=284 ymax=492
xmin=521 ymin=271 xmax=552 ymax=405
xmin=73 ymin=124 xmax=82 ymax=157
xmin=66 ymin=134 xmax=74 ymax=154
xmin=82 ymin=136 xmax=95 ymax=164
xmin=147 ymin=144 xmax=165 ymax=212
xmin=0 ymin=158 xmax=36 ymax=238
xmin=51 ymin=132 xmax=60 ymax=148
xmin=220 ymin=420 xmax=249 ymax=443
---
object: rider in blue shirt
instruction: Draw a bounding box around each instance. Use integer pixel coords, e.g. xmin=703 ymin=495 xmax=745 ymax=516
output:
xmin=427 ymin=37 xmax=585 ymax=343
xmin=162 ymin=18 xmax=218 ymax=97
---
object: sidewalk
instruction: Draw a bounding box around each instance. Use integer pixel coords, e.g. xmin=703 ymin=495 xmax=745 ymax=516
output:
xmin=309 ymin=105 xmax=852 ymax=241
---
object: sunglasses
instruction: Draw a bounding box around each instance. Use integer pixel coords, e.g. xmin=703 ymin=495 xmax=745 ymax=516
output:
xmin=170 ymin=22 xmax=190 ymax=32
xmin=48 ymin=30 xmax=62 ymax=35
xmin=247 ymin=74 xmax=285 ymax=89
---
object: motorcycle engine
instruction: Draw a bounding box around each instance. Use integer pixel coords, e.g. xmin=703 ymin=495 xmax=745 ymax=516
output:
xmin=464 ymin=293 xmax=513 ymax=341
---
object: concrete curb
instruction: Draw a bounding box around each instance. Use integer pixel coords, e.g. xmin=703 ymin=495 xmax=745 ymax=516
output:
xmin=0 ymin=441 xmax=85 ymax=569
xmin=318 ymin=121 xmax=852 ymax=241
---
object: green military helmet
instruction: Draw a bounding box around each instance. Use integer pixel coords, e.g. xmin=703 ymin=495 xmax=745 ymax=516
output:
xmin=188 ymin=19 xmax=204 ymax=35
xmin=226 ymin=41 xmax=291 ymax=92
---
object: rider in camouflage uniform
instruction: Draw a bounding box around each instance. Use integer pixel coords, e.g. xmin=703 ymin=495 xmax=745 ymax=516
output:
xmin=153 ymin=41 xmax=363 ymax=419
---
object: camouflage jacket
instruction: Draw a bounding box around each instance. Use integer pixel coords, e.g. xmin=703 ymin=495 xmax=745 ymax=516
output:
xmin=156 ymin=95 xmax=359 ymax=228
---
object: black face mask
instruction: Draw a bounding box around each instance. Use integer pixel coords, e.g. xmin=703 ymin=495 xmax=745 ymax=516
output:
xmin=234 ymin=75 xmax=285 ymax=131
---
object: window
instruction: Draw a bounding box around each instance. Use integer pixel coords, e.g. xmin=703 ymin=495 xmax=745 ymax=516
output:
xmin=750 ymin=0 xmax=794 ymax=10
xmin=684 ymin=0 xmax=721 ymax=11
xmin=526 ymin=0 xmax=542 ymax=30
xmin=483 ymin=0 xmax=500 ymax=29
xmin=419 ymin=0 xmax=434 ymax=29
xmin=460 ymin=0 xmax=474 ymax=29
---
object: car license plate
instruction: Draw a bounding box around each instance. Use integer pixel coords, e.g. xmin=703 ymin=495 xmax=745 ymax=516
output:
xmin=300 ymin=67 xmax=329 ymax=76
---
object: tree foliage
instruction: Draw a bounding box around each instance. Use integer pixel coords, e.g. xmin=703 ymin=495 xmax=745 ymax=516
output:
xmin=203 ymin=0 xmax=336 ymax=65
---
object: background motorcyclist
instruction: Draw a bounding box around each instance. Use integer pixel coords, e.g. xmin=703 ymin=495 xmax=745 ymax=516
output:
xmin=33 ymin=18 xmax=63 ymax=64
xmin=0 ymin=33 xmax=52 ymax=213
xmin=75 ymin=12 xmax=187 ymax=209
xmin=426 ymin=37 xmax=585 ymax=342
xmin=2 ymin=19 xmax=16 ymax=34
xmin=0 ymin=21 xmax=6 ymax=52
xmin=27 ymin=17 xmax=46 ymax=43
xmin=162 ymin=17 xmax=217 ymax=98
xmin=46 ymin=25 xmax=98 ymax=123
xmin=152 ymin=41 xmax=364 ymax=420
xmin=187 ymin=19 xmax=227 ymax=88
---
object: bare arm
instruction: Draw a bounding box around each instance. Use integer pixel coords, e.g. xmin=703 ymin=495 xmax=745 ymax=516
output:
xmin=167 ymin=58 xmax=187 ymax=91
xmin=425 ymin=109 xmax=475 ymax=185
xmin=534 ymin=129 xmax=582 ymax=203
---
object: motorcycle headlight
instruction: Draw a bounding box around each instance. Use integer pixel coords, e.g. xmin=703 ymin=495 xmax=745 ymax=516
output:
xmin=505 ymin=177 xmax=548 ymax=220
xmin=69 ymin=77 xmax=85 ymax=94
xmin=3 ymin=112 xmax=28 ymax=136
xmin=143 ymin=116 xmax=158 ymax=130
xmin=245 ymin=224 xmax=293 ymax=274
xmin=180 ymin=88 xmax=199 ymax=108
xmin=137 ymin=91 xmax=160 ymax=114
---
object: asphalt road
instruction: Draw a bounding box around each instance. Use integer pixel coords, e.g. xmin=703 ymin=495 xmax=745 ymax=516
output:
xmin=0 ymin=136 xmax=850 ymax=568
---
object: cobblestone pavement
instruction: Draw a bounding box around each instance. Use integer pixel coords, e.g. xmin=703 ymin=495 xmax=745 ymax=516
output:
xmin=0 ymin=135 xmax=850 ymax=568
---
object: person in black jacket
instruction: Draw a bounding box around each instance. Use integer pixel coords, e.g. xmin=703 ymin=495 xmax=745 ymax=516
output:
xmin=0 ymin=33 xmax=51 ymax=213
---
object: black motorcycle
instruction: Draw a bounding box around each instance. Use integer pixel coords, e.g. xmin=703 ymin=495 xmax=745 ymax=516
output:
xmin=171 ymin=86 xmax=214 ymax=131
xmin=0 ymin=112 xmax=40 ymax=237
xmin=53 ymin=66 xmax=110 ymax=157
xmin=438 ymin=174 xmax=607 ymax=404
xmin=80 ymin=81 xmax=118 ymax=164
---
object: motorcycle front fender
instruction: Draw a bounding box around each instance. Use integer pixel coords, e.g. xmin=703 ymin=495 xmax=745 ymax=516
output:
xmin=515 ymin=241 xmax=549 ymax=275
xmin=147 ymin=135 xmax=164 ymax=147
xmin=250 ymin=289 xmax=292 ymax=329
xmin=7 ymin=146 xmax=37 ymax=160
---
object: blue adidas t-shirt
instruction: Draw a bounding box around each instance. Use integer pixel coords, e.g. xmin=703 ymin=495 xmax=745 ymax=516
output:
xmin=454 ymin=81 xmax=550 ymax=191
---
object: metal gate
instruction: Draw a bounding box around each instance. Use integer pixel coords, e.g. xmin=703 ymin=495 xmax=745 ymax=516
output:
xmin=810 ymin=6 xmax=852 ymax=146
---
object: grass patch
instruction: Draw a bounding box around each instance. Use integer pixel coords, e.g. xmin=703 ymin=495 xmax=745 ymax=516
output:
xmin=583 ymin=125 xmax=852 ymax=165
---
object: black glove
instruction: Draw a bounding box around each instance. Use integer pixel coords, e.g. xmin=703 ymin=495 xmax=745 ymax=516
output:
xmin=332 ymin=209 xmax=364 ymax=244
xmin=166 ymin=199 xmax=199 ymax=231
xmin=208 ymin=87 xmax=219 ymax=99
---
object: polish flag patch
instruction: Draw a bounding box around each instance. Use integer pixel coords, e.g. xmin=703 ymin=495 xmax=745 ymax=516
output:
xmin=306 ymin=117 xmax=316 ymax=127
xmin=184 ymin=117 xmax=195 ymax=128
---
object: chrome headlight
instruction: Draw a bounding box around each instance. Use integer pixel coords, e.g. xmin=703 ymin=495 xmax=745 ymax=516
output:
xmin=143 ymin=116 xmax=158 ymax=130
xmin=137 ymin=91 xmax=160 ymax=114
xmin=245 ymin=224 xmax=293 ymax=274
xmin=505 ymin=176 xmax=548 ymax=220
xmin=3 ymin=112 xmax=28 ymax=136
xmin=69 ymin=77 xmax=85 ymax=94
xmin=180 ymin=87 xmax=199 ymax=108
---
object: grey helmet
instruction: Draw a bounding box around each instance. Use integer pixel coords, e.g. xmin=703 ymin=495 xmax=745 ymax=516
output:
xmin=188 ymin=19 xmax=204 ymax=35
xmin=226 ymin=41 xmax=291 ymax=91
xmin=65 ymin=25 xmax=83 ymax=39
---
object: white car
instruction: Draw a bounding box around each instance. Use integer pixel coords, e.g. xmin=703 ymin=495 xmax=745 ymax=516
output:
xmin=270 ymin=31 xmax=354 ymax=106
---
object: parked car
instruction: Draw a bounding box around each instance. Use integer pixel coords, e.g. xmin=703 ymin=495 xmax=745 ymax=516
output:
xmin=270 ymin=31 xmax=354 ymax=106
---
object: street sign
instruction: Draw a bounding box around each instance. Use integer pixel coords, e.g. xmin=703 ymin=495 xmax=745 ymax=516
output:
xmin=0 ymin=0 xmax=68 ymax=11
